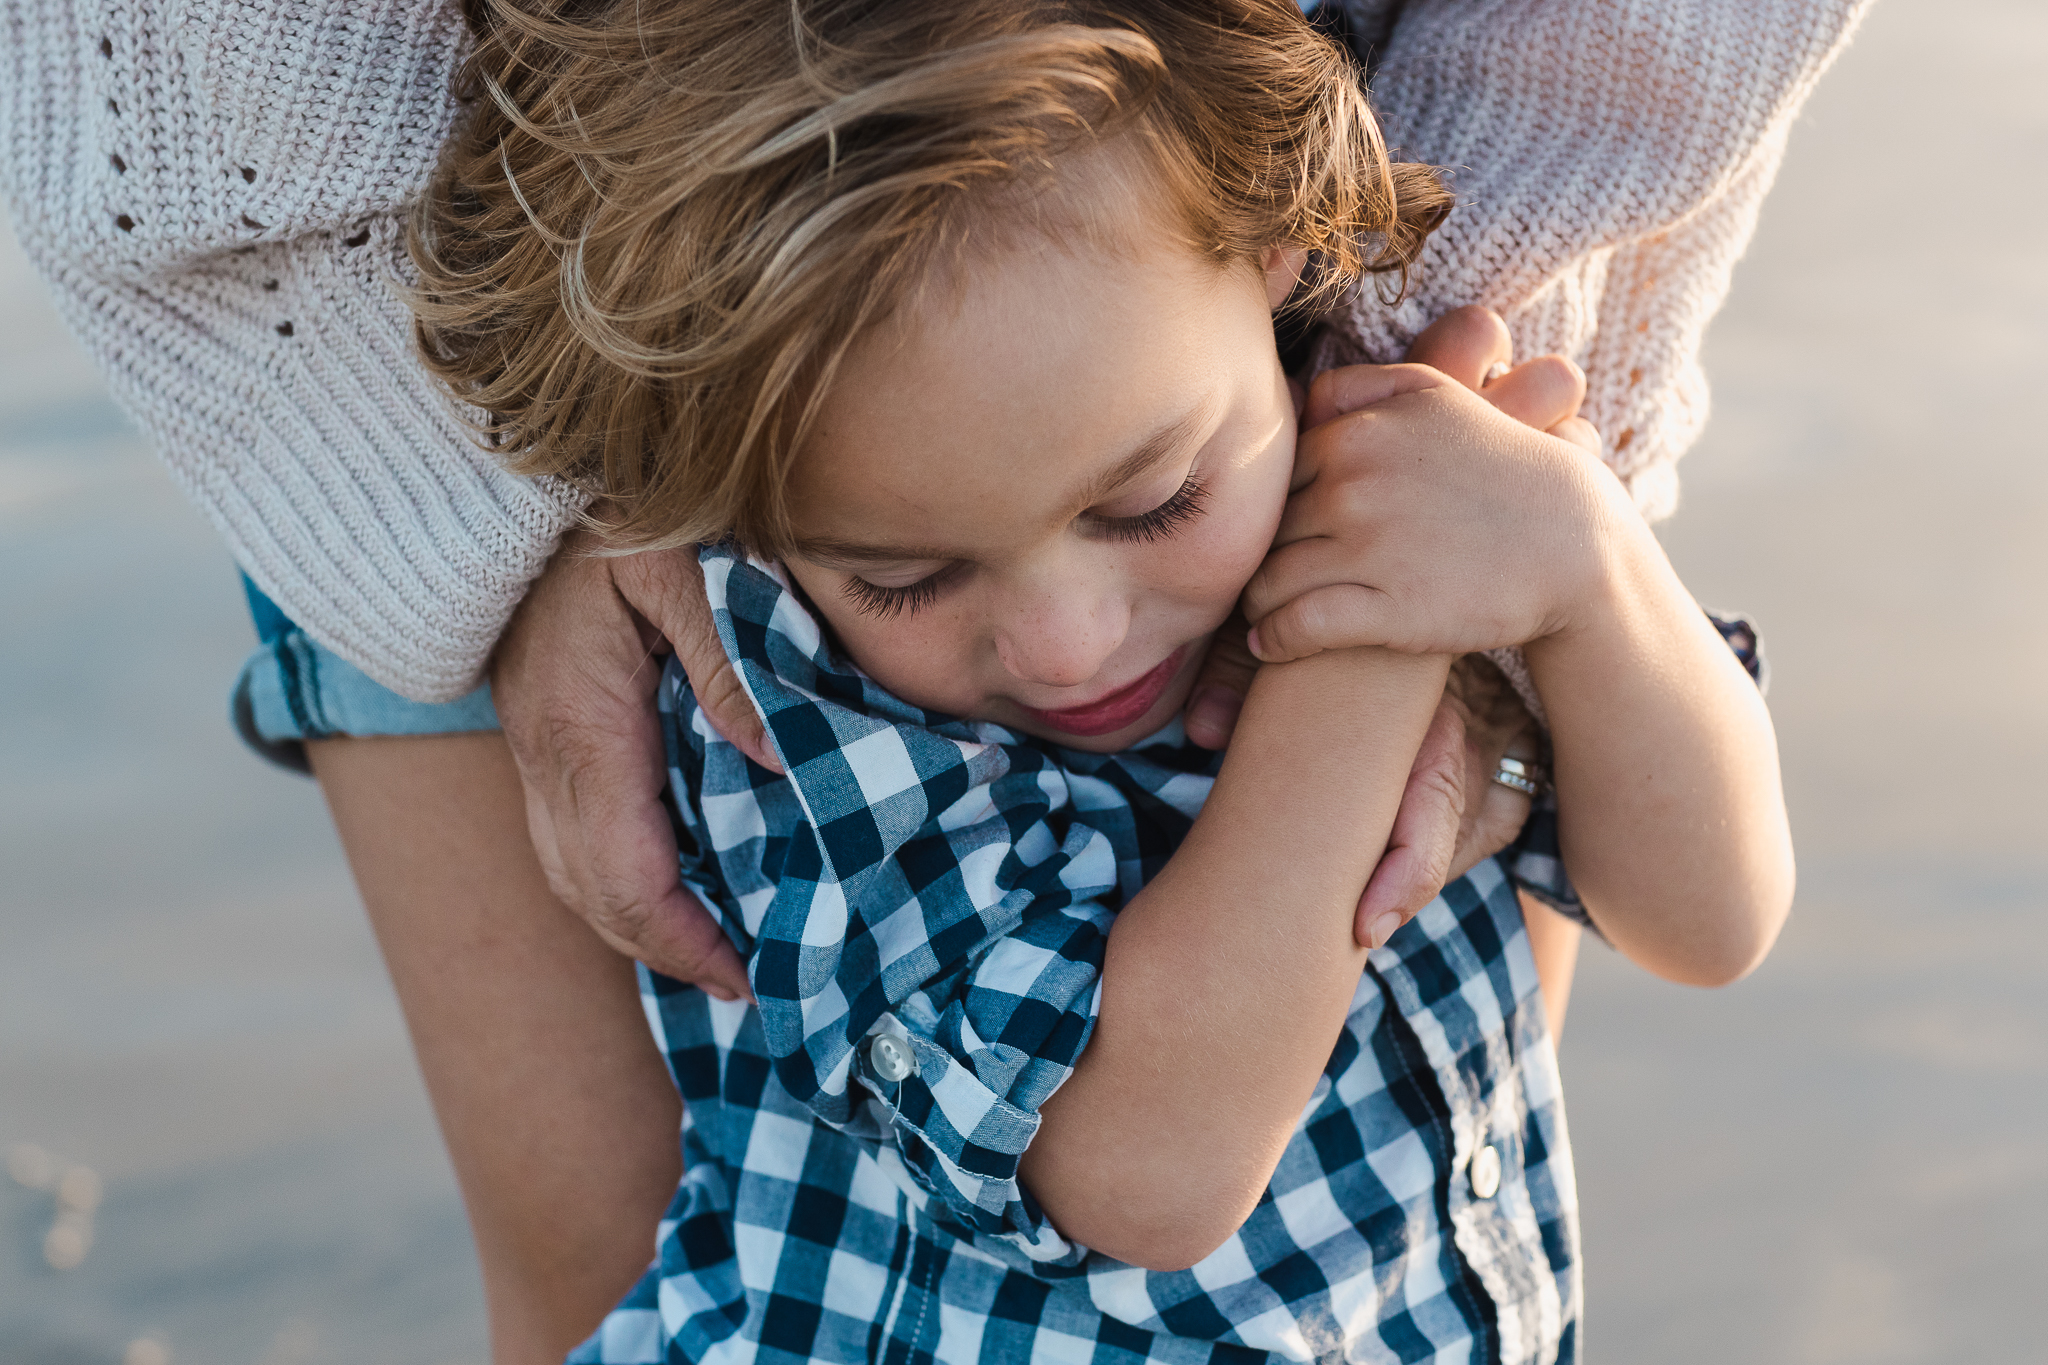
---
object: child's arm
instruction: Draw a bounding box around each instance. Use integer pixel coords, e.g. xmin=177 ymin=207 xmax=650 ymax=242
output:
xmin=1019 ymin=644 xmax=1451 ymax=1271
xmin=1519 ymin=509 xmax=1792 ymax=983
xmin=1241 ymin=363 xmax=1794 ymax=986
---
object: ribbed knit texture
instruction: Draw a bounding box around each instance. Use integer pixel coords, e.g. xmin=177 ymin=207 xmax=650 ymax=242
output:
xmin=1 ymin=0 xmax=585 ymax=701
xmin=2 ymin=0 xmax=1866 ymax=702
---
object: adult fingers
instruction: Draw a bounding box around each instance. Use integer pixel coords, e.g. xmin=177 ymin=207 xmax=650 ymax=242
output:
xmin=615 ymin=549 xmax=782 ymax=774
xmin=530 ymin=679 xmax=754 ymax=998
xmin=1355 ymin=699 xmax=1467 ymax=949
xmin=1481 ymin=356 xmax=1586 ymax=433
xmin=492 ymin=538 xmax=753 ymax=998
xmin=1399 ymin=306 xmax=1590 ymax=436
xmin=1449 ymin=747 xmax=1536 ymax=884
xmin=1182 ymin=616 xmax=1258 ymax=749
xmin=1401 ymin=305 xmax=1513 ymax=391
xmin=1444 ymin=662 xmax=1537 ymax=883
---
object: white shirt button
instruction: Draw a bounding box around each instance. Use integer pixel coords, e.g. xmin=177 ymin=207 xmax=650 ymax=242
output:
xmin=869 ymin=1034 xmax=915 ymax=1084
xmin=1470 ymin=1143 xmax=1502 ymax=1200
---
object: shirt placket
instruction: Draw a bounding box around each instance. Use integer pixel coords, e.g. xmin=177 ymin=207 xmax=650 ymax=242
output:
xmin=1375 ymin=874 xmax=1571 ymax=1365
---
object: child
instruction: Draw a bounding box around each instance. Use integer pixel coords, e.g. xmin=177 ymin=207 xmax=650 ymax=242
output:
xmin=412 ymin=1 xmax=1791 ymax=1360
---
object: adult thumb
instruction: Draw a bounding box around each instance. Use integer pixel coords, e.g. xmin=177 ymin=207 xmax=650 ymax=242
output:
xmin=615 ymin=549 xmax=782 ymax=774
xmin=1355 ymin=699 xmax=1467 ymax=949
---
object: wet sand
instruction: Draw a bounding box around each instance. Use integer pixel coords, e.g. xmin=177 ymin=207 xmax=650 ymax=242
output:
xmin=3 ymin=1 xmax=2043 ymax=1360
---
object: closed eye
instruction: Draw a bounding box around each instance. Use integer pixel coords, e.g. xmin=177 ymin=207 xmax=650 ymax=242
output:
xmin=1089 ymin=474 xmax=1209 ymax=543
xmin=841 ymin=567 xmax=953 ymax=619
xmin=836 ymin=472 xmax=1206 ymax=617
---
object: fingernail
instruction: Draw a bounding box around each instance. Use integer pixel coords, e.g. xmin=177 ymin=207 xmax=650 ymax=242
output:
xmin=1366 ymin=911 xmax=1403 ymax=950
xmin=1186 ymin=686 xmax=1243 ymax=747
xmin=704 ymin=984 xmax=737 ymax=1002
xmin=1245 ymin=627 xmax=1265 ymax=660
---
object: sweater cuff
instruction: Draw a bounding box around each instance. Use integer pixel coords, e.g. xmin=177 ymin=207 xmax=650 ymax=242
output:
xmin=41 ymin=219 xmax=586 ymax=701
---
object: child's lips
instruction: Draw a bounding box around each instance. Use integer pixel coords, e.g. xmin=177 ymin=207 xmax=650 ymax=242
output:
xmin=1019 ymin=648 xmax=1187 ymax=738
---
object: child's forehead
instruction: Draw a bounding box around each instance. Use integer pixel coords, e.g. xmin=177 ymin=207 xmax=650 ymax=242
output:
xmin=813 ymin=234 xmax=1239 ymax=451
xmin=784 ymin=231 xmax=1273 ymax=555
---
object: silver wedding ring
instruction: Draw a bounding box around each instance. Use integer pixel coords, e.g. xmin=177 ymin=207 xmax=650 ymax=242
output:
xmin=1492 ymin=755 xmax=1544 ymax=796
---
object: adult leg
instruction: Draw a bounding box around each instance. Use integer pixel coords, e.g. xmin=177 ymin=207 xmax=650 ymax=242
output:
xmin=309 ymin=732 xmax=680 ymax=1364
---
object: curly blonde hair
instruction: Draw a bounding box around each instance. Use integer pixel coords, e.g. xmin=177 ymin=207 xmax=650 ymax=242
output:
xmin=410 ymin=0 xmax=1451 ymax=553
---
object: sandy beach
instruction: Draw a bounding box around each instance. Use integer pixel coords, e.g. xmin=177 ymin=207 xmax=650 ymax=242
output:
xmin=3 ymin=1 xmax=2043 ymax=1359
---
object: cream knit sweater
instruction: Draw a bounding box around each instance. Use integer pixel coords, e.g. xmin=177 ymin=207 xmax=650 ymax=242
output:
xmin=2 ymin=0 xmax=1867 ymax=702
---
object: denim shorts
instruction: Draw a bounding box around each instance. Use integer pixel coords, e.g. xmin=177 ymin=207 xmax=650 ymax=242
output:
xmin=232 ymin=575 xmax=500 ymax=772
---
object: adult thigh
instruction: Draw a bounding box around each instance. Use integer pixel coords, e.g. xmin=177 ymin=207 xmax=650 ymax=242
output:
xmin=309 ymin=732 xmax=681 ymax=1364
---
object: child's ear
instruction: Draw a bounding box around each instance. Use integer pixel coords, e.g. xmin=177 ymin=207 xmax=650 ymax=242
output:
xmin=1261 ymin=246 xmax=1310 ymax=311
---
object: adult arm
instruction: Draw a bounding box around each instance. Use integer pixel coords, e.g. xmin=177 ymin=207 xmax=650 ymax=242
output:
xmin=0 ymin=0 xmax=586 ymax=701
xmin=1328 ymin=0 xmax=1872 ymax=517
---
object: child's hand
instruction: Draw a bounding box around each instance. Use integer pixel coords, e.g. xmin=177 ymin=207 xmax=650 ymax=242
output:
xmin=1242 ymin=309 xmax=1626 ymax=664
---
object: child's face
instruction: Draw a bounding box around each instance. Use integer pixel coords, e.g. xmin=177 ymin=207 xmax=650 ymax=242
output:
xmin=781 ymin=229 xmax=1300 ymax=752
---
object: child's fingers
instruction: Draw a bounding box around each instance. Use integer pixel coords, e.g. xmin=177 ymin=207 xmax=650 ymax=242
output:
xmin=1400 ymin=305 xmax=1513 ymax=391
xmin=1302 ymin=361 xmax=1453 ymax=430
xmin=1242 ymin=531 xmax=1403 ymax=630
xmin=1245 ymin=583 xmax=1397 ymax=663
xmin=1480 ymin=355 xmax=1586 ymax=432
xmin=1356 ymin=699 xmax=1468 ymax=949
xmin=1547 ymin=415 xmax=1603 ymax=456
xmin=1182 ymin=617 xmax=1258 ymax=749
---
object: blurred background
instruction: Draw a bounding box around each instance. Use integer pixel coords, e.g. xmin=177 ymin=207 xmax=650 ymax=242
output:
xmin=3 ymin=0 xmax=2043 ymax=1360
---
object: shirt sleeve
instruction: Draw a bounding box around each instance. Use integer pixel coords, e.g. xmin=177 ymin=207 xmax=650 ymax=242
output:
xmin=756 ymin=719 xmax=1117 ymax=1255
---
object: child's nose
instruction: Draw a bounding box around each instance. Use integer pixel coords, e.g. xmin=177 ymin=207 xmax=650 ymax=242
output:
xmin=993 ymin=576 xmax=1130 ymax=689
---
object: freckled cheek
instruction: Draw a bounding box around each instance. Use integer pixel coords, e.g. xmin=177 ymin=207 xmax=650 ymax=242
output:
xmin=825 ymin=609 xmax=989 ymax=711
xmin=1142 ymin=505 xmax=1282 ymax=615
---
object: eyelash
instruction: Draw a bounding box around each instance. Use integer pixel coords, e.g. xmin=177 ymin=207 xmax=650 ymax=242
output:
xmin=841 ymin=572 xmax=947 ymax=620
xmin=839 ymin=474 xmax=1210 ymax=618
xmin=1095 ymin=474 xmax=1209 ymax=544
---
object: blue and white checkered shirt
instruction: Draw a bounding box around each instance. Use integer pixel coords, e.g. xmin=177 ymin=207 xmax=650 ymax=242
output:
xmin=576 ymin=546 xmax=1609 ymax=1365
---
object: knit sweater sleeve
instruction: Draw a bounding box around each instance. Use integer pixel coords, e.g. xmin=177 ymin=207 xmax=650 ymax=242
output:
xmin=1320 ymin=0 xmax=1869 ymax=521
xmin=1314 ymin=0 xmax=1868 ymax=722
xmin=0 ymin=0 xmax=586 ymax=702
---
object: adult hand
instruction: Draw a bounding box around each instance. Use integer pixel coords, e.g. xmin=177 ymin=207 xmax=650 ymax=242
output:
xmin=1351 ymin=655 xmax=1538 ymax=948
xmin=491 ymin=531 xmax=781 ymax=999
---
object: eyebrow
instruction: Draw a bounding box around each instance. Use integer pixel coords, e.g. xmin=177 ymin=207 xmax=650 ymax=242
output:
xmin=790 ymin=404 xmax=1211 ymax=567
